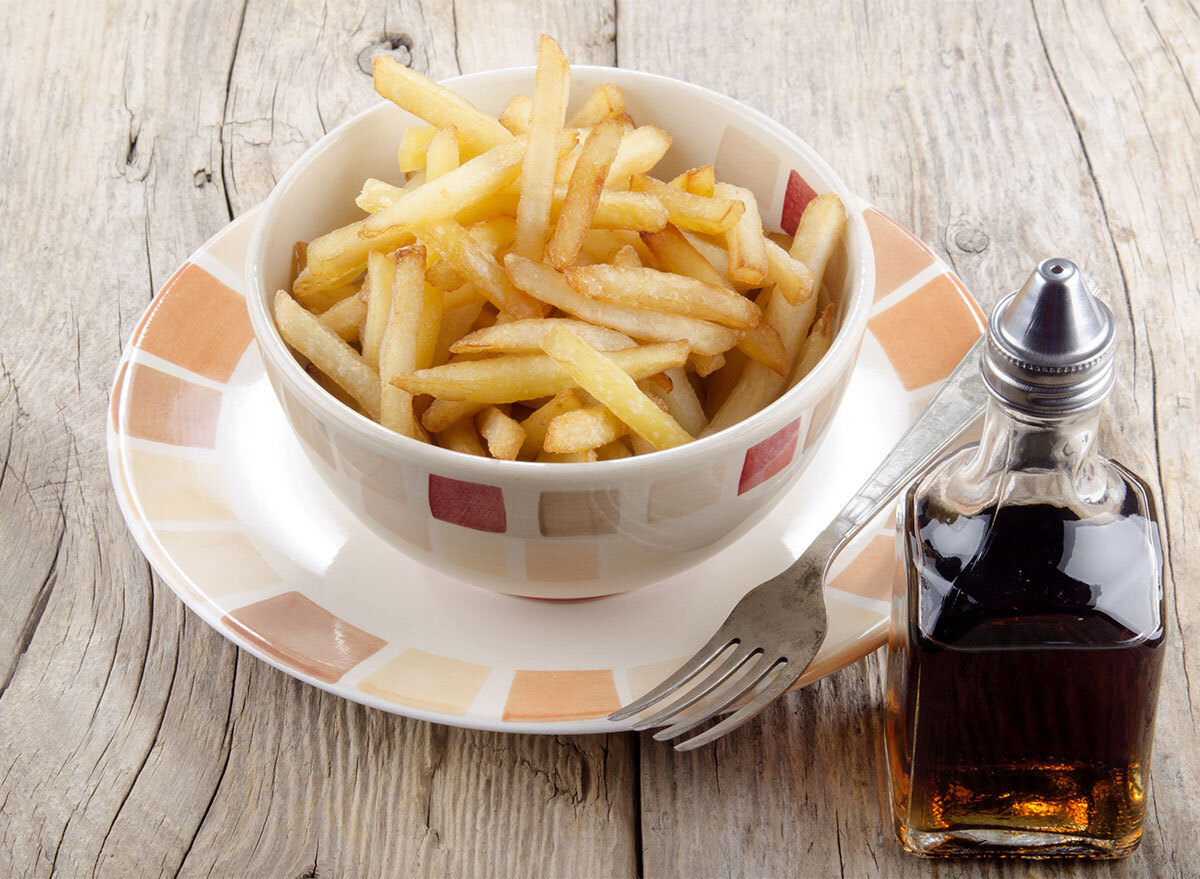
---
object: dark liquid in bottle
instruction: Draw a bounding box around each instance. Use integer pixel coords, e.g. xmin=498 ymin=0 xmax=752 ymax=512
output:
xmin=888 ymin=477 xmax=1164 ymax=856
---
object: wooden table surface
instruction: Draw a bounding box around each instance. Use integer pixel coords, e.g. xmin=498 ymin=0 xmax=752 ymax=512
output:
xmin=2 ymin=1 xmax=1196 ymax=875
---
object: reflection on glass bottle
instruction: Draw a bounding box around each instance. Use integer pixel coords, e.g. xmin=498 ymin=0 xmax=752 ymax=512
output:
xmin=885 ymin=259 xmax=1165 ymax=858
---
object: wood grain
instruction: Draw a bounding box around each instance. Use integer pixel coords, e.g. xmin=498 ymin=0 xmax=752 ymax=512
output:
xmin=0 ymin=0 xmax=1195 ymax=876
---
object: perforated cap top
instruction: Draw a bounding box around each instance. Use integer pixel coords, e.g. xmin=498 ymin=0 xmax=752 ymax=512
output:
xmin=981 ymin=258 xmax=1116 ymax=415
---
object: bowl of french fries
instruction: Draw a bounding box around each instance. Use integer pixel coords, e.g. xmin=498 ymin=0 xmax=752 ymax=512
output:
xmin=246 ymin=36 xmax=874 ymax=599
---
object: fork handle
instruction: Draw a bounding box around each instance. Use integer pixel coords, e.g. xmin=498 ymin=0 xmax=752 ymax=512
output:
xmin=821 ymin=337 xmax=989 ymax=556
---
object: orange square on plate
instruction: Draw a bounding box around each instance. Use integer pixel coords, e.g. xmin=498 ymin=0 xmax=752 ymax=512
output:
xmin=863 ymin=209 xmax=935 ymax=302
xmin=503 ymin=669 xmax=620 ymax=721
xmin=828 ymin=534 xmax=894 ymax=602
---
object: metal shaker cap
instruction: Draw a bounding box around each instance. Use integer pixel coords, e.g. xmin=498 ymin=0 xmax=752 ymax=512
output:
xmin=981 ymin=257 xmax=1116 ymax=415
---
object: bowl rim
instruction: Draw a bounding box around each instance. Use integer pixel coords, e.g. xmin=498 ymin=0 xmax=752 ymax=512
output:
xmin=246 ymin=64 xmax=875 ymax=483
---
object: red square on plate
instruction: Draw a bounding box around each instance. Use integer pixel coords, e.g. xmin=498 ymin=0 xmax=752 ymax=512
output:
xmin=781 ymin=170 xmax=818 ymax=236
xmin=428 ymin=474 xmax=506 ymax=533
xmin=738 ymin=420 xmax=801 ymax=495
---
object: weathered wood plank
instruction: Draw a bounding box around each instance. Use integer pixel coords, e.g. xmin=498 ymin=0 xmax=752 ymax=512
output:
xmin=624 ymin=0 xmax=1198 ymax=876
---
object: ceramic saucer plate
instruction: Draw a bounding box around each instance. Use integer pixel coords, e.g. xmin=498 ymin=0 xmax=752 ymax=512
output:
xmin=108 ymin=201 xmax=984 ymax=733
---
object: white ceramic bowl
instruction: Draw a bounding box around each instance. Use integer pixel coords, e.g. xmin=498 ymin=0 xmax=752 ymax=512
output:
xmin=246 ymin=66 xmax=874 ymax=599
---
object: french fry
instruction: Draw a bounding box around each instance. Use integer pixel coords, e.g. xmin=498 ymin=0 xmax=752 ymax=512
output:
xmin=304 ymin=217 xmax=416 ymax=283
xmin=476 ymin=406 xmax=526 ymax=459
xmin=293 ymin=259 xmax=366 ymax=307
xmin=290 ymin=241 xmax=307 ymax=288
xmin=437 ymin=417 xmax=487 ymax=456
xmin=398 ymin=125 xmax=437 ymax=172
xmin=434 ymin=299 xmax=485 ymax=365
xmin=319 ymin=295 xmax=367 ymax=341
xmin=630 ymin=175 xmax=745 ymax=234
xmin=392 ymin=340 xmax=689 ymax=403
xmin=361 ymin=250 xmax=396 ymax=369
xmin=451 ymin=318 xmax=635 ymax=355
xmin=579 ymin=229 xmax=658 ymax=267
xmin=566 ymin=83 xmax=624 ymax=128
xmin=764 ymin=238 xmax=815 ymax=306
xmin=738 ymin=318 xmax=789 ymax=376
xmin=540 ymin=327 xmax=693 ymax=450
xmin=425 ymin=126 xmax=460 ymax=179
xmin=602 ymin=126 xmax=672 ymax=185
xmin=415 ymin=284 xmax=444 ymax=370
xmin=519 ymin=390 xmax=582 ymax=458
xmin=293 ymin=280 xmax=360 ymax=314
xmin=378 ymin=246 xmax=430 ymax=439
xmin=498 ymin=94 xmax=532 ymax=135
xmin=442 ymin=282 xmax=487 ymax=312
xmin=565 ymin=265 xmax=761 ymax=329
xmin=789 ymin=304 xmax=835 ymax=388
xmin=641 ymin=225 xmax=733 ymax=290
xmin=274 ymin=291 xmax=381 ymax=420
xmin=544 ymin=405 xmax=629 ymax=453
xmin=647 ymin=366 xmax=707 ymax=436
xmin=690 ymin=352 xmax=725 ymax=377
xmin=704 ymin=194 xmax=845 ymax=434
xmin=416 ymin=185 xmax=666 ymax=232
xmin=426 ymin=257 xmax=465 ymax=291
xmin=703 ymin=349 xmax=747 ymax=418
xmin=713 ymin=183 xmax=768 ymax=285
xmin=422 ymin=398 xmax=485 ymax=434
xmin=545 ymin=119 xmax=623 ymax=269
xmin=359 ymin=138 xmax=526 ymax=241
xmin=374 ymin=56 xmax=512 ymax=155
xmin=595 ymin=438 xmax=633 ymax=460
xmin=505 ymin=254 xmax=738 ymax=356
xmin=468 ymin=215 xmax=517 ymax=253
xmin=536 ymin=449 xmax=598 ymax=463
xmin=419 ymin=220 xmax=543 ymax=319
xmin=667 ymin=164 xmax=715 ymax=197
xmin=609 ymin=244 xmax=641 ymax=268
xmin=515 ymin=35 xmax=570 ymax=260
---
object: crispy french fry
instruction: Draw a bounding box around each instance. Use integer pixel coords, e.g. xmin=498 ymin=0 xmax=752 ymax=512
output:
xmin=468 ymin=215 xmax=517 ymax=253
xmin=319 ymin=295 xmax=367 ymax=341
xmin=476 ymin=406 xmax=526 ymax=459
xmin=790 ymin=304 xmax=835 ymax=387
xmin=426 ymin=258 xmax=465 ymax=291
xmin=714 ymin=183 xmax=768 ymax=285
xmin=737 ymin=319 xmax=789 ymax=375
xmin=703 ymin=349 xmax=747 ymax=418
xmin=545 ymin=405 xmax=629 ymax=452
xmin=641 ymin=225 xmax=733 ymax=290
xmin=361 ymin=251 xmax=396 ymax=369
xmin=536 ymin=448 xmax=598 ymax=463
xmin=565 ymin=265 xmax=761 ymax=329
xmin=358 ymin=139 xmax=526 ymax=242
xmin=631 ymin=175 xmax=745 ymax=234
xmin=647 ymin=366 xmax=707 ymax=436
xmin=418 ymin=220 xmax=543 ymax=319
xmin=438 ymin=417 xmax=487 ymax=456
xmin=274 ymin=291 xmax=381 ymax=420
xmin=704 ymin=194 xmax=844 ymax=433
xmin=609 ymin=244 xmax=641 ymax=268
xmin=425 ymin=126 xmax=460 ymax=179
xmin=451 ymin=318 xmax=634 ymax=355
xmin=293 ymin=260 xmax=366 ymax=307
xmin=442 ymin=282 xmax=487 ymax=312
xmin=764 ymin=238 xmax=815 ymax=306
xmin=505 ymin=254 xmax=738 ymax=356
xmin=602 ymin=126 xmax=672 ymax=185
xmin=304 ymin=217 xmax=416 ymax=283
xmin=433 ymin=300 xmax=486 ymax=365
xmin=398 ymin=125 xmax=437 ymax=172
xmin=415 ymin=284 xmax=443 ymax=370
xmin=392 ymin=340 xmax=689 ymax=403
xmin=545 ymin=119 xmax=623 ymax=269
xmin=498 ymin=94 xmax=532 ymax=135
xmin=595 ymin=438 xmax=632 ymax=460
xmin=690 ymin=352 xmax=725 ymax=377
xmin=566 ymin=83 xmax=624 ymax=128
xmin=293 ymin=281 xmax=360 ymax=314
xmin=374 ymin=56 xmax=512 ymax=155
xmin=378 ymin=246 xmax=429 ymax=439
xmin=422 ymin=398 xmax=486 ymax=433
xmin=519 ymin=390 xmax=581 ymax=458
xmin=579 ymin=229 xmax=658 ymax=267
xmin=668 ymin=164 xmax=715 ymax=197
xmin=540 ymin=327 xmax=692 ymax=450
xmin=515 ymin=35 xmax=570 ymax=259
xmin=412 ymin=185 xmax=666 ymax=232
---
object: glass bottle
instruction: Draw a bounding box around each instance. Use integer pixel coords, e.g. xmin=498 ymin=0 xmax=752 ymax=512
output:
xmin=885 ymin=258 xmax=1165 ymax=857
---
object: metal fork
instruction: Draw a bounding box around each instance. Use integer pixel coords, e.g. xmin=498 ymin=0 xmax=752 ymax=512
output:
xmin=610 ymin=338 xmax=989 ymax=749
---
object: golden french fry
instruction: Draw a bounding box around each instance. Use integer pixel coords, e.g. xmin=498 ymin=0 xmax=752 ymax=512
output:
xmin=437 ymin=417 xmax=487 ymax=456
xmin=631 ymin=175 xmax=745 ymax=234
xmin=425 ymin=126 xmax=460 ymax=179
xmin=415 ymin=284 xmax=443 ymax=370
xmin=579 ymin=229 xmax=659 ymax=267
xmin=451 ymin=318 xmax=635 ymax=355
xmin=398 ymin=125 xmax=437 ymax=172
xmin=468 ymin=216 xmax=517 ymax=253
xmin=378 ymin=246 xmax=429 ymax=439
xmin=704 ymin=193 xmax=844 ymax=433
xmin=609 ymin=244 xmax=641 ymax=268
xmin=540 ymin=327 xmax=692 ymax=450
xmin=426 ymin=257 xmax=465 ymax=291
xmin=442 ymin=282 xmax=487 ymax=312
xmin=359 ymin=139 xmax=526 ymax=242
xmin=566 ymin=83 xmax=625 ymax=128
xmin=303 ymin=216 xmax=416 ymax=283
xmin=422 ymin=398 xmax=485 ymax=434
xmin=292 ymin=279 xmax=360 ymax=314
xmin=668 ymin=164 xmax=715 ymax=197
xmin=431 ymin=186 xmax=666 ymax=232
xmin=505 ymin=254 xmax=738 ymax=356
xmin=274 ymin=291 xmax=381 ymax=420
xmin=790 ymin=304 xmax=835 ymax=387
xmin=545 ymin=119 xmax=624 ymax=269
xmin=498 ymin=94 xmax=532 ymax=135
xmin=361 ymin=250 xmax=396 ymax=369
xmin=595 ymin=438 xmax=632 ymax=460
xmin=602 ymin=126 xmax=672 ymax=185
xmin=519 ymin=390 xmax=582 ymax=458
xmin=641 ymin=225 xmax=733 ymax=290
xmin=544 ymin=405 xmax=629 ymax=453
xmin=433 ymin=300 xmax=485 ymax=366
xmin=476 ymin=406 xmax=526 ymax=459
xmin=319 ymin=294 xmax=367 ymax=341
xmin=690 ymin=352 xmax=725 ymax=377
xmin=649 ymin=366 xmax=708 ymax=435
xmin=374 ymin=56 xmax=512 ymax=155
xmin=515 ymin=35 xmax=570 ymax=259
xmin=565 ymin=265 xmax=761 ymax=329
xmin=764 ymin=238 xmax=815 ymax=306
xmin=703 ymin=349 xmax=747 ymax=418
xmin=737 ymin=319 xmax=789 ymax=376
xmin=713 ymin=182 xmax=768 ymax=286
xmin=536 ymin=448 xmax=598 ymax=463
xmin=392 ymin=340 xmax=689 ymax=403
xmin=418 ymin=220 xmax=543 ymax=319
